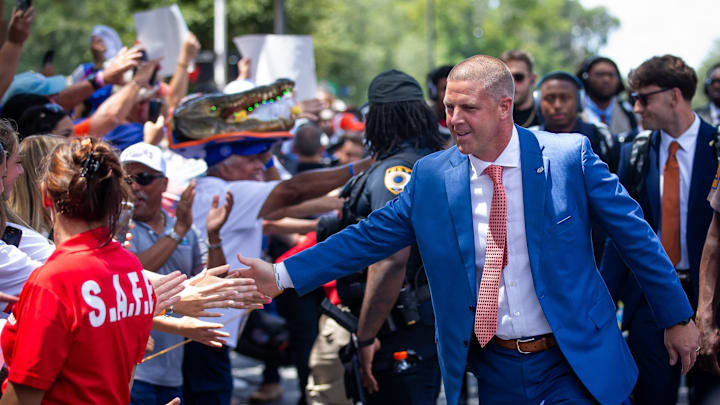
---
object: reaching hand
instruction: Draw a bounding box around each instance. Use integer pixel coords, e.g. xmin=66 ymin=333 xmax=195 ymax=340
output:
xmin=151 ymin=271 xmax=187 ymax=316
xmin=179 ymin=33 xmax=201 ymax=67
xmin=0 ymin=292 xmax=19 ymax=304
xmin=358 ymin=338 xmax=381 ymax=393
xmin=173 ymin=265 xmax=267 ymax=317
xmin=206 ymin=192 xmax=234 ymax=235
xmin=173 ymin=181 xmax=196 ymax=237
xmin=236 ymin=254 xmax=283 ymax=298
xmin=143 ymin=115 xmax=165 ymax=145
xmin=103 ymin=46 xmax=143 ymax=85
xmin=237 ymin=58 xmax=251 ymax=80
xmin=132 ymin=57 xmax=162 ymax=88
xmin=7 ymin=7 xmax=34 ymax=45
xmin=665 ymin=320 xmax=701 ymax=375
xmin=697 ymin=314 xmax=720 ymax=375
xmin=176 ymin=316 xmax=230 ymax=347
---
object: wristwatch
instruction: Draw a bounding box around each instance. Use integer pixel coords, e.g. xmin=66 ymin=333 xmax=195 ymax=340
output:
xmin=164 ymin=229 xmax=183 ymax=243
xmin=86 ymin=72 xmax=101 ymax=90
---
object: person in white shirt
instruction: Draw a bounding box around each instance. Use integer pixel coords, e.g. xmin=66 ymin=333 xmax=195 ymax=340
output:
xmin=182 ymin=141 xmax=373 ymax=404
xmin=601 ymin=54 xmax=719 ymax=405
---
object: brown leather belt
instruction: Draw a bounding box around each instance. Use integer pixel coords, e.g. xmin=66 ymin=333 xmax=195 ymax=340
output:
xmin=492 ymin=334 xmax=557 ymax=354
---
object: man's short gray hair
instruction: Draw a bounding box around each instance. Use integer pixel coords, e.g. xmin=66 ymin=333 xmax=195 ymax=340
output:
xmin=448 ymin=55 xmax=515 ymax=102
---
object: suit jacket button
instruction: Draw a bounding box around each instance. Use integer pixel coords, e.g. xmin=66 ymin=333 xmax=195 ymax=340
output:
xmin=468 ymin=306 xmax=475 ymax=312
xmin=464 ymin=340 xmax=468 ymax=347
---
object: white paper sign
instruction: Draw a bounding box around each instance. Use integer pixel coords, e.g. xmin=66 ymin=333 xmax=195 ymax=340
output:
xmin=134 ymin=5 xmax=189 ymax=78
xmin=233 ymin=35 xmax=317 ymax=101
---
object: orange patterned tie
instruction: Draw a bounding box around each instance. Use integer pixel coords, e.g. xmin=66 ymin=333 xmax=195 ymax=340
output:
xmin=474 ymin=165 xmax=508 ymax=347
xmin=661 ymin=141 xmax=681 ymax=266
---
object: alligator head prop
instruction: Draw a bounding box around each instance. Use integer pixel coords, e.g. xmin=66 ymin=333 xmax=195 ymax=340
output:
xmin=168 ymin=79 xmax=298 ymax=160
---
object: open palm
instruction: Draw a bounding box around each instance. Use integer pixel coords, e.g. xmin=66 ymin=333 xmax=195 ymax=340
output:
xmin=206 ymin=192 xmax=234 ymax=235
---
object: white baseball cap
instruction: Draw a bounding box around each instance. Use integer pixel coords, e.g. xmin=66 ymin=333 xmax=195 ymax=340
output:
xmin=120 ymin=142 xmax=166 ymax=175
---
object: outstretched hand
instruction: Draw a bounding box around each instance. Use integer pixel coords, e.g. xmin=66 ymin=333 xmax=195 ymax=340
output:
xmin=173 ymin=265 xmax=267 ymax=317
xmin=176 ymin=316 xmax=230 ymax=348
xmin=151 ymin=271 xmax=187 ymax=316
xmin=206 ymin=191 xmax=234 ymax=235
xmin=665 ymin=320 xmax=701 ymax=375
xmin=236 ymin=254 xmax=283 ymax=298
xmin=697 ymin=314 xmax=720 ymax=375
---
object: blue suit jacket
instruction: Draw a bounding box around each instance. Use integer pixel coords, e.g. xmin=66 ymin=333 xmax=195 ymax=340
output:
xmin=601 ymin=119 xmax=717 ymax=327
xmin=285 ymin=126 xmax=693 ymax=405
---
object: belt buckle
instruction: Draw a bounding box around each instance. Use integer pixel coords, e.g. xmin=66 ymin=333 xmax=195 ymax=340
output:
xmin=516 ymin=337 xmax=535 ymax=354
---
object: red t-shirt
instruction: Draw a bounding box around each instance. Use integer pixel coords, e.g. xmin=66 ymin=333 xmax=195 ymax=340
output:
xmin=1 ymin=227 xmax=155 ymax=404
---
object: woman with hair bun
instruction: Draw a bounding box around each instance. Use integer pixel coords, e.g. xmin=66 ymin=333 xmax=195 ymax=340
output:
xmin=0 ymin=137 xmax=173 ymax=405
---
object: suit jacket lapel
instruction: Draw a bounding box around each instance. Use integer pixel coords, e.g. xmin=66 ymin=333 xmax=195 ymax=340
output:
xmin=646 ymin=131 xmax=661 ymax=228
xmin=517 ymin=126 xmax=547 ymax=294
xmin=688 ymin=120 xmax=717 ymax=238
xmin=444 ymin=149 xmax=477 ymax=295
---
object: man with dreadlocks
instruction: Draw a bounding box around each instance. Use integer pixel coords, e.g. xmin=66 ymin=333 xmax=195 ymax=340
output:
xmin=324 ymin=69 xmax=446 ymax=404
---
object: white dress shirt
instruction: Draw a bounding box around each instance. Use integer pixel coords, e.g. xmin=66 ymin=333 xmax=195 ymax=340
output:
xmin=469 ymin=127 xmax=551 ymax=339
xmin=276 ymin=127 xmax=553 ymax=339
xmin=658 ymin=114 xmax=700 ymax=270
xmin=711 ymin=103 xmax=720 ymax=125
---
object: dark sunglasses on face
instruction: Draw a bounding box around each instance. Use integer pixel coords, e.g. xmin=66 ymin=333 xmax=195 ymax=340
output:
xmin=629 ymin=88 xmax=672 ymax=106
xmin=129 ymin=172 xmax=164 ymax=186
xmin=512 ymin=73 xmax=526 ymax=83
xmin=707 ymin=78 xmax=720 ymax=87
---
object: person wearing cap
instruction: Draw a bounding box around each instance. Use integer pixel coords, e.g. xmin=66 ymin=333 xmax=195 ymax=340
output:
xmin=576 ymin=56 xmax=638 ymax=136
xmin=532 ymin=70 xmax=620 ymax=174
xmin=308 ymin=69 xmax=447 ymax=404
xmin=120 ymin=142 xmax=235 ymax=405
xmin=182 ymin=138 xmax=373 ymax=404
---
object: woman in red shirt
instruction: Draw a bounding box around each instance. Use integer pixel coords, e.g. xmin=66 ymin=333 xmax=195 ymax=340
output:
xmin=0 ymin=137 xmax=156 ymax=404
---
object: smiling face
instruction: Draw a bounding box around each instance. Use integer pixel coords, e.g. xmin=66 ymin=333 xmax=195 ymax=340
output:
xmin=632 ymin=85 xmax=675 ymax=131
xmin=444 ymin=80 xmax=513 ymax=160
xmin=124 ymin=162 xmax=167 ymax=222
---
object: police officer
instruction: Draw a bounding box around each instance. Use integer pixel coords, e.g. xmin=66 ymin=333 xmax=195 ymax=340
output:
xmin=330 ymin=70 xmax=447 ymax=404
xmin=531 ymin=70 xmax=620 ymax=173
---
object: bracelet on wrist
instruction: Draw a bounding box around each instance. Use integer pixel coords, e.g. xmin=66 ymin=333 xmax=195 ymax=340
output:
xmin=356 ymin=337 xmax=375 ymax=348
xmin=87 ymin=72 xmax=101 ymax=90
xmin=265 ymin=157 xmax=275 ymax=169
xmin=207 ymin=241 xmax=222 ymax=250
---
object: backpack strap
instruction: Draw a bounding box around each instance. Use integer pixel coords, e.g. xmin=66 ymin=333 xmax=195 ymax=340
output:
xmin=627 ymin=129 xmax=654 ymax=199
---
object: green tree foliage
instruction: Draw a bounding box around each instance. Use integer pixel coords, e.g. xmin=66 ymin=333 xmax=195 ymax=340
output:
xmin=5 ymin=0 xmax=617 ymax=104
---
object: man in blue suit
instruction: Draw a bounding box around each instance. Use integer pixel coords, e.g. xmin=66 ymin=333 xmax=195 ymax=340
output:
xmin=238 ymin=55 xmax=700 ymax=405
xmin=601 ymin=55 xmax=719 ymax=404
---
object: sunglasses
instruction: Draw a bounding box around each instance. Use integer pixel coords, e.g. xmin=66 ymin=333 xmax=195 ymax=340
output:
xmin=512 ymin=73 xmax=526 ymax=83
xmin=629 ymin=88 xmax=672 ymax=106
xmin=707 ymin=78 xmax=720 ymax=87
xmin=129 ymin=172 xmax=164 ymax=186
